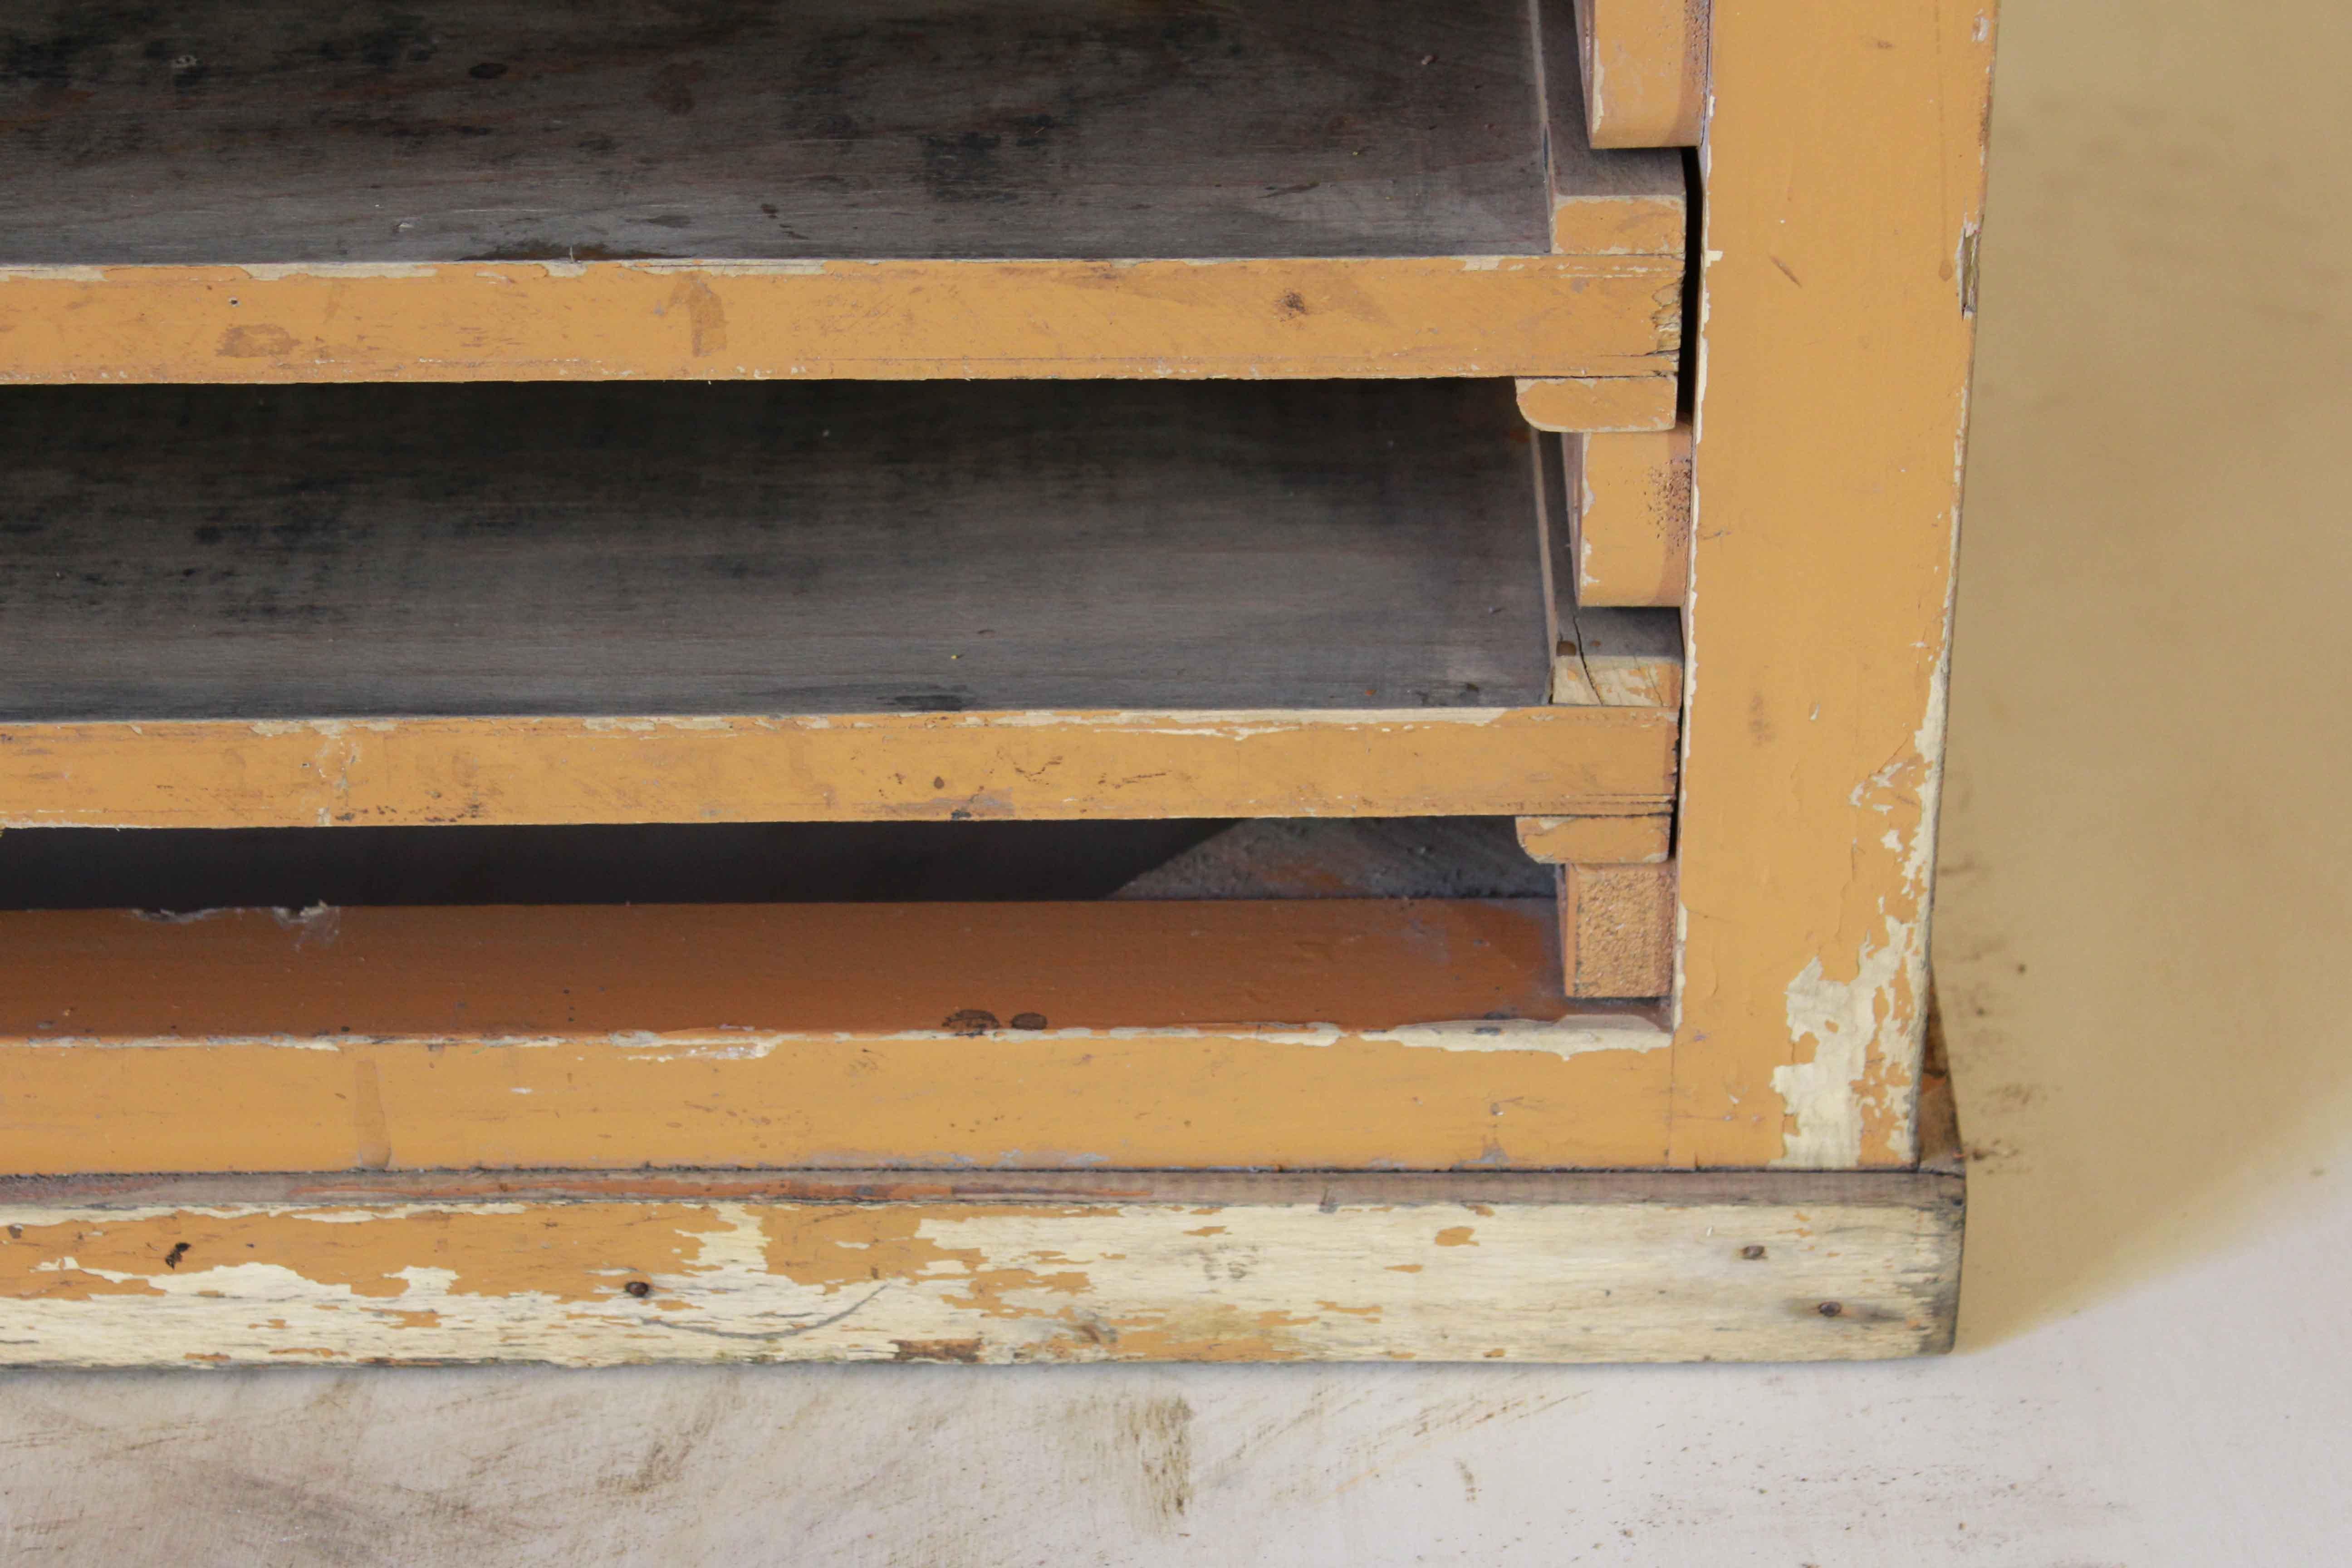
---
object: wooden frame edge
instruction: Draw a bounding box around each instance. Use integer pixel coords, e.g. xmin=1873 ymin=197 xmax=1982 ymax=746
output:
xmin=0 ymin=259 xmax=1679 ymax=384
xmin=1668 ymin=0 xmax=1998 ymax=1167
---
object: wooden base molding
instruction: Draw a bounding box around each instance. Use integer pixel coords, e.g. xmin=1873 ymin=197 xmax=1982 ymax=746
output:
xmin=0 ymin=1159 xmax=1961 ymax=1367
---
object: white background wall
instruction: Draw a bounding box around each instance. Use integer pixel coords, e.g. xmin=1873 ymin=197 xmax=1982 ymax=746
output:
xmin=5 ymin=2 xmax=2349 ymax=1561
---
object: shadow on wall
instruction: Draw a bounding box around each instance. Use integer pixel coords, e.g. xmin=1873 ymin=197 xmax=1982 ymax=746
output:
xmin=1936 ymin=0 xmax=2352 ymax=1345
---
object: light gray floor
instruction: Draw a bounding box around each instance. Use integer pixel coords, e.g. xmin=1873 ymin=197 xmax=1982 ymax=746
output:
xmin=5 ymin=2 xmax=2349 ymax=1561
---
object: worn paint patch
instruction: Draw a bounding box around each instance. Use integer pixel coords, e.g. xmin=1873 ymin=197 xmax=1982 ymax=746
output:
xmin=761 ymin=1205 xmax=1110 ymax=1316
xmin=0 ymin=1205 xmax=729 ymax=1305
xmin=1775 ymin=918 xmax=1918 ymax=1168
xmin=0 ymin=1192 xmax=1959 ymax=1367
xmin=1772 ymin=663 xmax=1947 ymax=1167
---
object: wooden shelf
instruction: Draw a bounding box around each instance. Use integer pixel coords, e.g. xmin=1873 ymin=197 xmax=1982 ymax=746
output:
xmin=0 ymin=378 xmax=1678 ymax=827
xmin=0 ymin=0 xmax=1683 ymax=382
xmin=0 ymin=898 xmax=1673 ymax=1173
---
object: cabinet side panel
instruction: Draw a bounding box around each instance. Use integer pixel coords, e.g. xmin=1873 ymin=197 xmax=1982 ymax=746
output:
xmin=1671 ymin=0 xmax=1998 ymax=1166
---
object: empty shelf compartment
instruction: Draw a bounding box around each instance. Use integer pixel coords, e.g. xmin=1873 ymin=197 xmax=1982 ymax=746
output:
xmin=0 ymin=378 xmax=1680 ymax=827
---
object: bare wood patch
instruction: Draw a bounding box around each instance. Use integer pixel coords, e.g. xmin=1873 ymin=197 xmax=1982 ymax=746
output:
xmin=1558 ymin=862 xmax=1677 ymax=998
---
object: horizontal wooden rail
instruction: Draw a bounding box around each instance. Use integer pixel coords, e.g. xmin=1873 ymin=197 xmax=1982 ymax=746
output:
xmin=0 ymin=900 xmax=1678 ymax=1172
xmin=0 ymin=259 xmax=1681 ymax=384
xmin=0 ymin=707 xmax=1677 ymax=829
xmin=0 ymin=1164 xmax=1962 ymax=1366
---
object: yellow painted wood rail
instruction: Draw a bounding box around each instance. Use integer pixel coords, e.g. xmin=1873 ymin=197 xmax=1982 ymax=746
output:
xmin=0 ymin=708 xmax=1677 ymax=830
xmin=0 ymin=900 xmax=1675 ymax=1173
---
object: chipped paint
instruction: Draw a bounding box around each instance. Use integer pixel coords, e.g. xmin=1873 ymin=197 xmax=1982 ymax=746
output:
xmin=1774 ymin=661 xmax=1947 ymax=1167
xmin=1669 ymin=0 xmax=1994 ymax=1165
xmin=0 ymin=1186 xmax=1960 ymax=1367
xmin=1775 ymin=921 xmax=1913 ymax=1167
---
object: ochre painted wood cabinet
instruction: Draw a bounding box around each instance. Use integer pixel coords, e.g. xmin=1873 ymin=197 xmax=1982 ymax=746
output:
xmin=0 ymin=0 xmax=1993 ymax=1366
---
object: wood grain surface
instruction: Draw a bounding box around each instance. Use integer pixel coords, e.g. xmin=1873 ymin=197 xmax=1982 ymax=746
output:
xmin=2 ymin=0 xmax=1592 ymax=265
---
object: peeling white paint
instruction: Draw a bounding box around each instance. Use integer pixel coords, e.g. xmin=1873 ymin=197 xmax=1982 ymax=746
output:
xmin=965 ymin=708 xmax=1518 ymax=733
xmin=1774 ymin=917 xmax=1916 ymax=1168
xmin=549 ymin=709 xmax=1527 ymax=738
xmin=1775 ymin=651 xmax=1950 ymax=1167
xmin=0 ymin=1196 xmax=1952 ymax=1368
xmin=226 ymin=263 xmax=441 ymax=282
xmin=621 ymin=260 xmax=831 ymax=278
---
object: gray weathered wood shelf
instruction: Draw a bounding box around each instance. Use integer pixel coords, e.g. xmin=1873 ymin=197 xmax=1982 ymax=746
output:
xmin=0 ymin=377 xmax=1681 ymax=830
xmin=0 ymin=379 xmax=1550 ymax=720
xmin=0 ymin=0 xmax=1684 ymax=382
xmin=0 ymin=0 xmax=1671 ymax=265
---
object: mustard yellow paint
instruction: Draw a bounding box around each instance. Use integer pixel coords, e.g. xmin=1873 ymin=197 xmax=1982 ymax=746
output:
xmin=0 ymin=707 xmax=1677 ymax=829
xmin=1516 ymin=376 xmax=1678 ymax=434
xmin=1573 ymin=425 xmax=1695 ymax=607
xmin=0 ymin=258 xmax=1681 ymax=383
xmin=1516 ymin=813 xmax=1674 ymax=864
xmin=0 ymin=901 xmax=1675 ymax=1172
xmin=1574 ymin=0 xmax=1712 ymax=148
xmin=1671 ymin=0 xmax=1997 ymax=1165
